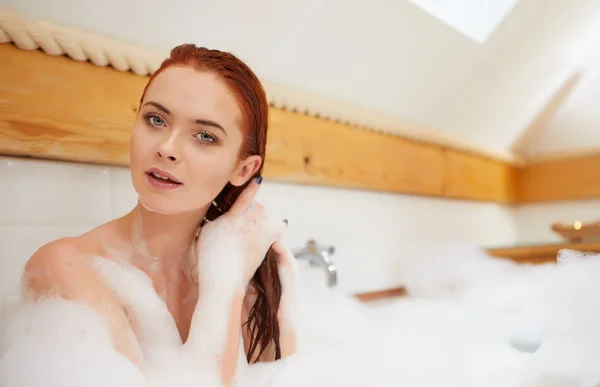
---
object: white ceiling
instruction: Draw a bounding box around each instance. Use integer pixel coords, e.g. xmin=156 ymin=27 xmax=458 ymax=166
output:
xmin=4 ymin=0 xmax=600 ymax=158
xmin=516 ymin=46 xmax=600 ymax=158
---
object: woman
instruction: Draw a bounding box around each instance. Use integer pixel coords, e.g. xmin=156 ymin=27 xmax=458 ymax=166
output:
xmin=21 ymin=44 xmax=298 ymax=386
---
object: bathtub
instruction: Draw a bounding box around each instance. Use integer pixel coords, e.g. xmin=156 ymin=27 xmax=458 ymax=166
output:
xmin=1 ymin=244 xmax=600 ymax=387
xmin=280 ymin=245 xmax=600 ymax=386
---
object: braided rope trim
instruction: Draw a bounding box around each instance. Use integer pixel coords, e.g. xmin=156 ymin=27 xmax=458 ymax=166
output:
xmin=0 ymin=7 xmax=520 ymax=164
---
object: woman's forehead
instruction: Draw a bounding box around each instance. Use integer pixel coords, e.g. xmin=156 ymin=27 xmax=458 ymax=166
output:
xmin=144 ymin=66 xmax=242 ymax=128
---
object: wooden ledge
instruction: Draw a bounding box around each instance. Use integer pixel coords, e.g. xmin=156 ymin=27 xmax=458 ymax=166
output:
xmin=354 ymin=242 xmax=600 ymax=302
xmin=0 ymin=43 xmax=519 ymax=203
xmin=354 ymin=287 xmax=407 ymax=302
xmin=517 ymin=152 xmax=600 ymax=203
xmin=487 ymin=242 xmax=600 ymax=264
xmin=1 ymin=43 xmax=598 ymax=204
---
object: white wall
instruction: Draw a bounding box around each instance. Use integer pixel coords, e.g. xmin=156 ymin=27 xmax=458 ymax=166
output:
xmin=0 ymin=156 xmax=520 ymax=304
xmin=515 ymin=200 xmax=600 ymax=244
xmin=2 ymin=158 xmax=598 ymax=334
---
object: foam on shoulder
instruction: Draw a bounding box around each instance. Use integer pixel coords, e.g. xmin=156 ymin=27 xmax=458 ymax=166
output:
xmin=0 ymin=299 xmax=146 ymax=387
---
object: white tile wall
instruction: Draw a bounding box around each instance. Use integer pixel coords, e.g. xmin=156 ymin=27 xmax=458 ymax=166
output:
xmin=3 ymin=155 xmax=593 ymax=336
xmin=0 ymin=158 xmax=112 ymax=225
xmin=515 ymin=199 xmax=600 ymax=244
xmin=0 ymin=155 xmax=521 ymax=305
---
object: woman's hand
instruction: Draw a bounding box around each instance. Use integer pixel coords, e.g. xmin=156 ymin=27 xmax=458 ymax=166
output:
xmin=194 ymin=176 xmax=288 ymax=294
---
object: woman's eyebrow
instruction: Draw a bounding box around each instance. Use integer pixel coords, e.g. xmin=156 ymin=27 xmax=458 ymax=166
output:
xmin=143 ymin=101 xmax=171 ymax=115
xmin=143 ymin=100 xmax=227 ymax=136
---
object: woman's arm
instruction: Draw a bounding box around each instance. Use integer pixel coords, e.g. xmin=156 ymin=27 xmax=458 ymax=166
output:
xmin=189 ymin=256 xmax=298 ymax=386
xmin=187 ymin=274 xmax=297 ymax=387
xmin=185 ymin=264 xmax=295 ymax=386
xmin=221 ymin=288 xmax=247 ymax=384
xmin=184 ymin=177 xmax=288 ymax=385
xmin=181 ymin=281 xmax=245 ymax=386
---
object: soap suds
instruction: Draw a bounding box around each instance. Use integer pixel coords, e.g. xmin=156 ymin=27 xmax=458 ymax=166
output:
xmin=2 ymin=243 xmax=600 ymax=386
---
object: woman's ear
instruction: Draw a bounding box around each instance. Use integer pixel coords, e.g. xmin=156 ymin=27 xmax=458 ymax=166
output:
xmin=229 ymin=155 xmax=262 ymax=187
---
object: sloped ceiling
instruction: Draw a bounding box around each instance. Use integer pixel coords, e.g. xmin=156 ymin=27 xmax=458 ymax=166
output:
xmin=516 ymin=50 xmax=600 ymax=158
xmin=4 ymin=0 xmax=600 ymax=158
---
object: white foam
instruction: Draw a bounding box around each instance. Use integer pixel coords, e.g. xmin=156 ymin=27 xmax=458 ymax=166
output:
xmin=2 ymin=243 xmax=600 ymax=386
xmin=89 ymin=256 xmax=182 ymax=361
xmin=0 ymin=299 xmax=146 ymax=387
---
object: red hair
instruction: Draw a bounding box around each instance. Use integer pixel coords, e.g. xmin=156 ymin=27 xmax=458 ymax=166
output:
xmin=140 ymin=44 xmax=281 ymax=362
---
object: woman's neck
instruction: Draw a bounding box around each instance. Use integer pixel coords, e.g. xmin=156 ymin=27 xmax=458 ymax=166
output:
xmin=121 ymin=202 xmax=208 ymax=280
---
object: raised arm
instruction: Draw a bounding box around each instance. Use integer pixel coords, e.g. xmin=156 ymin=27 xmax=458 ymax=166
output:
xmin=182 ymin=177 xmax=288 ymax=386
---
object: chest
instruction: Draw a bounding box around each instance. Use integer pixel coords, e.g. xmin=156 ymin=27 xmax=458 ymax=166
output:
xmin=151 ymin=272 xmax=199 ymax=343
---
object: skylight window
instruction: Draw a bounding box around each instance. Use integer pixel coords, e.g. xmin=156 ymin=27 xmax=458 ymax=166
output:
xmin=409 ymin=0 xmax=521 ymax=43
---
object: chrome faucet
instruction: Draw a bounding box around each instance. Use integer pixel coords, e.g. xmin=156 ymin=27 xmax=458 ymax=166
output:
xmin=292 ymin=239 xmax=337 ymax=287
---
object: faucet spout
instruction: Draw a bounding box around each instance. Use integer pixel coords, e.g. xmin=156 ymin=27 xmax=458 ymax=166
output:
xmin=292 ymin=239 xmax=337 ymax=287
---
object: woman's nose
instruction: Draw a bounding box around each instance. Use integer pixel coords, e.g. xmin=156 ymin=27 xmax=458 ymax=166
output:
xmin=157 ymin=151 xmax=177 ymax=161
xmin=156 ymin=135 xmax=180 ymax=162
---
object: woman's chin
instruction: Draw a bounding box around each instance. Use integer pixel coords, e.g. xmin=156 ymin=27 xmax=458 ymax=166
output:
xmin=137 ymin=195 xmax=179 ymax=215
xmin=136 ymin=194 xmax=205 ymax=217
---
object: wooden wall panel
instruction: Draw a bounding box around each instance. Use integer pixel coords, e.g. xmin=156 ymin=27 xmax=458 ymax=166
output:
xmin=517 ymin=152 xmax=600 ymax=203
xmin=266 ymin=110 xmax=445 ymax=196
xmin=442 ymin=148 xmax=518 ymax=203
xmin=0 ymin=45 xmax=141 ymax=166
xmin=0 ymin=43 xmax=520 ymax=203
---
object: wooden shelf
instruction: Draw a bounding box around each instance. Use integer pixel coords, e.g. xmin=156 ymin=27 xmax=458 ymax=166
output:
xmin=354 ymin=242 xmax=600 ymax=302
xmin=354 ymin=287 xmax=407 ymax=302
xmin=487 ymin=242 xmax=600 ymax=264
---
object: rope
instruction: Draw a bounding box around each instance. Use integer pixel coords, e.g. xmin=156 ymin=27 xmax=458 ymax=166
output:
xmin=0 ymin=8 xmax=164 ymax=75
xmin=0 ymin=7 xmax=520 ymax=164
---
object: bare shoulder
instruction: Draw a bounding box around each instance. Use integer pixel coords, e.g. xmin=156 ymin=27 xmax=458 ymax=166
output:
xmin=24 ymin=237 xmax=85 ymax=295
xmin=23 ymin=235 xmax=141 ymax=362
xmin=23 ymin=221 xmax=116 ymax=298
xmin=23 ymin=237 xmax=98 ymax=299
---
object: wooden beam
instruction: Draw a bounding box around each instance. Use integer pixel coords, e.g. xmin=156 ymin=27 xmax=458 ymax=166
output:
xmin=517 ymin=152 xmax=600 ymax=203
xmin=0 ymin=45 xmax=139 ymax=166
xmin=0 ymin=43 xmax=519 ymax=203
xmin=442 ymin=148 xmax=518 ymax=202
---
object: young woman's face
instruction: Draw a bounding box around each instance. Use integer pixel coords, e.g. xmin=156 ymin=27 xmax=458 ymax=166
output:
xmin=129 ymin=66 xmax=261 ymax=215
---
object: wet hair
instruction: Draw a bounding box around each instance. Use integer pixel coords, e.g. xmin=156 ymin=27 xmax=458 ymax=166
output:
xmin=140 ymin=44 xmax=281 ymax=362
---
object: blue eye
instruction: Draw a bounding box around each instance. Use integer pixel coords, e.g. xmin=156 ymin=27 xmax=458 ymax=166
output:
xmin=196 ymin=131 xmax=216 ymax=144
xmin=143 ymin=113 xmax=166 ymax=128
xmin=149 ymin=115 xmax=165 ymax=127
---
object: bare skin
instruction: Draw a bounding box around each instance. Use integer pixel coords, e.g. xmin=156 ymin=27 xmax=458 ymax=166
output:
xmin=23 ymin=199 xmax=295 ymax=385
xmin=21 ymin=65 xmax=297 ymax=386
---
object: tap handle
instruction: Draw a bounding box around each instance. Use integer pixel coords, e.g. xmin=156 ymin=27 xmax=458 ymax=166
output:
xmin=291 ymin=239 xmax=338 ymax=288
xmin=306 ymin=239 xmax=335 ymax=255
